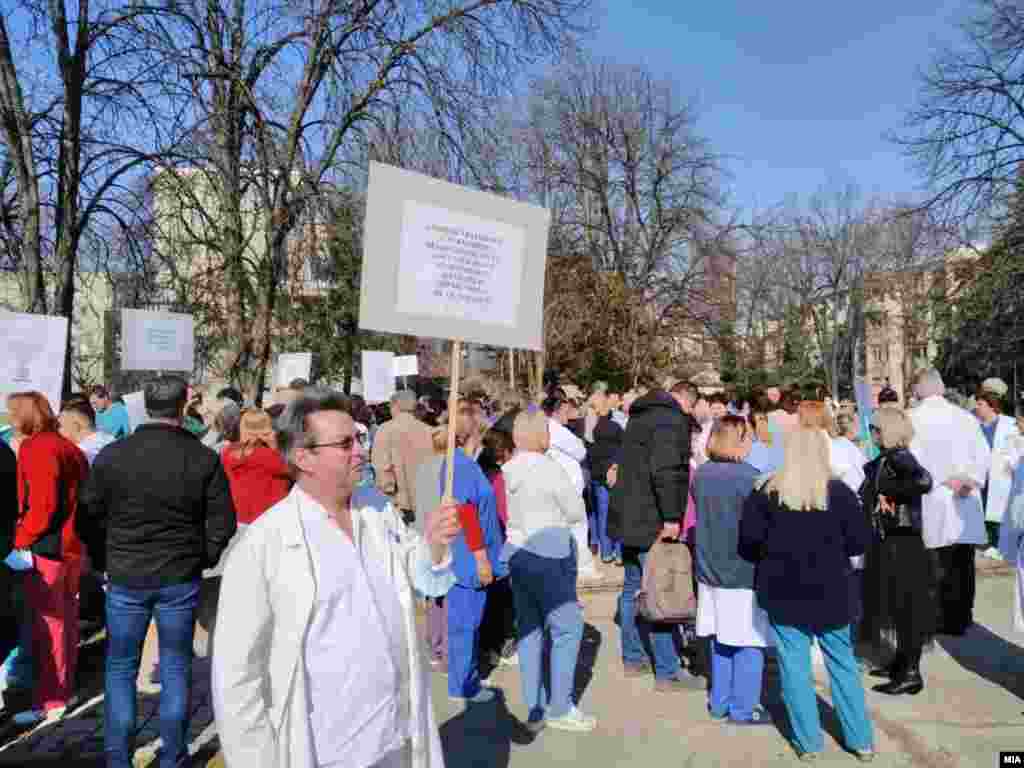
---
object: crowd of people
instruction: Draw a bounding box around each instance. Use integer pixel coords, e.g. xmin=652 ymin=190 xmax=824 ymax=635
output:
xmin=0 ymin=366 xmax=1022 ymax=766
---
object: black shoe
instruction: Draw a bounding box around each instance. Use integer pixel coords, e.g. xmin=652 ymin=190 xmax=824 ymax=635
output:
xmin=872 ymin=670 xmax=923 ymax=696
xmin=868 ymin=661 xmax=901 ymax=679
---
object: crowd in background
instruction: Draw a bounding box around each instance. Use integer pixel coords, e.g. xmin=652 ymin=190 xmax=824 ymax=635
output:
xmin=0 ymin=366 xmax=1022 ymax=766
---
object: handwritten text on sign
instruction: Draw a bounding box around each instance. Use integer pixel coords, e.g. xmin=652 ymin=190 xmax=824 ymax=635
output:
xmin=396 ymin=201 xmax=524 ymax=327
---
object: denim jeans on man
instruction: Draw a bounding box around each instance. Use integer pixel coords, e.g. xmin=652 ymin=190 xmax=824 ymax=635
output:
xmin=620 ymin=547 xmax=680 ymax=679
xmin=771 ymin=621 xmax=873 ymax=755
xmin=105 ymin=580 xmax=200 ymax=768
xmin=709 ymin=640 xmax=763 ymax=721
xmin=590 ymin=482 xmax=620 ymax=561
xmin=508 ymin=548 xmax=583 ymax=723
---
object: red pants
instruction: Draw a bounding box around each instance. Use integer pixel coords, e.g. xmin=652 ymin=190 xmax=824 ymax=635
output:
xmin=24 ymin=555 xmax=82 ymax=711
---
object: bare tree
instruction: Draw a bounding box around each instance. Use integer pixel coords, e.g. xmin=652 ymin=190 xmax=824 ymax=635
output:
xmin=899 ymin=0 xmax=1024 ymax=224
xmin=518 ymin=56 xmax=727 ymax=385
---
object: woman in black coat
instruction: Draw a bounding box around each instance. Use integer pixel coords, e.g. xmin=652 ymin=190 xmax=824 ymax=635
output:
xmin=859 ymin=407 xmax=934 ymax=695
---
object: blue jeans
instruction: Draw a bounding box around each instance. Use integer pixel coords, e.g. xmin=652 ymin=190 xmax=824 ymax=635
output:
xmin=590 ymin=483 xmax=620 ymax=560
xmin=446 ymin=584 xmax=488 ymax=698
xmin=509 ymin=548 xmax=583 ymax=722
xmin=771 ymin=622 xmax=873 ymax=755
xmin=709 ymin=639 xmax=764 ymax=721
xmin=620 ymin=547 xmax=680 ymax=680
xmin=105 ymin=580 xmax=200 ymax=768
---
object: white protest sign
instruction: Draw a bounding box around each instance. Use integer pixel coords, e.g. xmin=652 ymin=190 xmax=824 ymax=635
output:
xmin=0 ymin=313 xmax=68 ymax=412
xmin=275 ymin=353 xmax=313 ymax=388
xmin=359 ymin=162 xmax=550 ymax=350
xmin=393 ymin=355 xmax=418 ymax=377
xmin=121 ymin=309 xmax=194 ymax=372
xmin=122 ymin=392 xmax=147 ymax=432
xmin=361 ymin=351 xmax=395 ymax=404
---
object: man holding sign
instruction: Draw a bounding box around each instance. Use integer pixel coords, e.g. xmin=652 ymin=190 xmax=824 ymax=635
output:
xmin=213 ymin=390 xmax=461 ymax=768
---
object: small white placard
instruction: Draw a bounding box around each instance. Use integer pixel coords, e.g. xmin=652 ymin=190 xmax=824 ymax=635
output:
xmin=361 ymin=351 xmax=396 ymax=404
xmin=275 ymin=353 xmax=313 ymax=388
xmin=393 ymin=355 xmax=419 ymax=377
xmin=0 ymin=312 xmax=69 ymax=413
xmin=121 ymin=309 xmax=194 ymax=372
xmin=395 ymin=201 xmax=524 ymax=328
xmin=123 ymin=391 xmax=147 ymax=431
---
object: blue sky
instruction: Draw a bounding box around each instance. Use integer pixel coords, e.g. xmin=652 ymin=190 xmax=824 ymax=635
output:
xmin=588 ymin=0 xmax=968 ymax=215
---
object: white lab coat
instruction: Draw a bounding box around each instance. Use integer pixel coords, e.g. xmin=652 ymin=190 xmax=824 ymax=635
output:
xmin=908 ymin=396 xmax=991 ymax=549
xmin=982 ymin=414 xmax=1021 ymax=523
xmin=212 ymin=486 xmax=454 ymax=768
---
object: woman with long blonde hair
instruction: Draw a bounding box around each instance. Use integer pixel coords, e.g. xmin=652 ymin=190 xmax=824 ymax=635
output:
xmin=739 ymin=428 xmax=874 ymax=761
xmin=221 ymin=409 xmax=290 ymax=527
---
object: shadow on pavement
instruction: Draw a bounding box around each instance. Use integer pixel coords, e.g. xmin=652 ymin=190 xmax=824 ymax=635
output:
xmin=937 ymin=623 xmax=1024 ymax=701
xmin=440 ymin=688 xmax=539 ymax=768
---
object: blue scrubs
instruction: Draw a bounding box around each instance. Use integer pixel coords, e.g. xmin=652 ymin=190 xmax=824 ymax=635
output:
xmin=441 ymin=449 xmax=507 ymax=698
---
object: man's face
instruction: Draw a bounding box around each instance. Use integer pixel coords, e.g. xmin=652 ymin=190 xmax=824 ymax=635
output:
xmin=765 ymin=387 xmax=781 ymax=405
xmin=90 ymin=394 xmax=109 ymax=413
xmin=975 ymin=399 xmax=996 ymax=423
xmin=297 ymin=411 xmax=362 ymax=496
xmin=554 ymin=403 xmax=570 ymax=425
xmin=608 ymin=394 xmax=621 ymax=411
xmin=591 ymin=392 xmax=608 ymax=415
xmin=710 ymin=401 xmax=727 ymax=420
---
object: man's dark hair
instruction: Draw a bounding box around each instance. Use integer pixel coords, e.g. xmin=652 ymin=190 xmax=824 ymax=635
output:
xmin=541 ymin=396 xmax=565 ymax=418
xmin=878 ymin=386 xmax=899 ymax=405
xmin=976 ymin=389 xmax=1003 ymax=413
xmin=276 ymin=389 xmax=351 ymax=470
xmin=289 ymin=378 xmax=309 ymax=390
xmin=144 ymin=376 xmax=189 ymax=420
xmin=62 ymin=398 xmax=96 ymax=427
xmin=90 ymin=384 xmax=110 ymax=399
xmin=216 ymin=387 xmax=244 ymax=406
xmin=708 ymin=392 xmax=729 ymax=406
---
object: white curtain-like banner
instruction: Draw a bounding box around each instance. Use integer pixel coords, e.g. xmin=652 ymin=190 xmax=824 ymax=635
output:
xmin=362 ymin=351 xmax=396 ymax=404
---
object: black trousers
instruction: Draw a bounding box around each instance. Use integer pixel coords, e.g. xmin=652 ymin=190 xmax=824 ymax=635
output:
xmin=929 ymin=544 xmax=975 ymax=635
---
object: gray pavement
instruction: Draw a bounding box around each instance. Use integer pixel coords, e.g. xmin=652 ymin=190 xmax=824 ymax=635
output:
xmin=1 ymin=556 xmax=1021 ymax=767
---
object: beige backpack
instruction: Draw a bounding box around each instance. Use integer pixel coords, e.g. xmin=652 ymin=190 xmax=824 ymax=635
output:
xmin=637 ymin=538 xmax=697 ymax=623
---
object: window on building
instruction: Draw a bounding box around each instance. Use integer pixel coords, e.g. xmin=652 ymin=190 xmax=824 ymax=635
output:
xmin=871 ymin=346 xmax=886 ymax=364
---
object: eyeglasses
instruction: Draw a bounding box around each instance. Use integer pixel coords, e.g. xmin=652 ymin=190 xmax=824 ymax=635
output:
xmin=869 ymin=425 xmax=880 ymax=433
xmin=307 ymin=436 xmax=356 ymax=452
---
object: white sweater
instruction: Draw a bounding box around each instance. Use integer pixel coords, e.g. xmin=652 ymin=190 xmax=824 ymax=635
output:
xmin=502 ymin=451 xmax=586 ymax=559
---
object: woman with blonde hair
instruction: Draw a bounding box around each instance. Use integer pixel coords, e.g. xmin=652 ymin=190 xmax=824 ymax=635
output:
xmin=739 ymin=428 xmax=874 ymax=762
xmin=221 ymin=409 xmax=290 ymax=528
xmin=693 ymin=416 xmax=770 ymax=725
xmin=859 ymin=407 xmax=934 ymax=695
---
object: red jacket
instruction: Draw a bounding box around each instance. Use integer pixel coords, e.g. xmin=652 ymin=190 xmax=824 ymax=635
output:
xmin=15 ymin=431 xmax=89 ymax=560
xmin=221 ymin=445 xmax=291 ymax=525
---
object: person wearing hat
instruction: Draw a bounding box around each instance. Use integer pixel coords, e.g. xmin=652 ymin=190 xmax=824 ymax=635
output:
xmin=974 ymin=378 xmax=1020 ymax=560
xmin=371 ymin=390 xmax=435 ymax=526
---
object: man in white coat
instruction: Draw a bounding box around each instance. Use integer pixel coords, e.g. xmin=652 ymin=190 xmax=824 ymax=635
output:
xmin=212 ymin=389 xmax=461 ymax=768
xmin=908 ymin=369 xmax=991 ymax=637
xmin=974 ymin=379 xmax=1020 ymax=560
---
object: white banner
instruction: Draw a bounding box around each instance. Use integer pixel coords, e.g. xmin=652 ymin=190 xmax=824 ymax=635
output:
xmin=275 ymin=352 xmax=313 ymax=388
xmin=393 ymin=355 xmax=419 ymax=377
xmin=0 ymin=312 xmax=68 ymax=413
xmin=361 ymin=351 xmax=395 ymax=404
xmin=122 ymin=391 xmax=147 ymax=432
xmin=121 ymin=309 xmax=195 ymax=372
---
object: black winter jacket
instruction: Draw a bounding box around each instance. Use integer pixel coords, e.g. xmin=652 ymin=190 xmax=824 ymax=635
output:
xmin=608 ymin=390 xmax=691 ymax=549
xmin=0 ymin=440 xmax=17 ymax=558
xmin=859 ymin=447 xmax=933 ymax=533
xmin=77 ymin=423 xmax=237 ymax=588
xmin=588 ymin=415 xmax=623 ymax=486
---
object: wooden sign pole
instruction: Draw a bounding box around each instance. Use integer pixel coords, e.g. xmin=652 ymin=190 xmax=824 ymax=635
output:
xmin=443 ymin=339 xmax=462 ymax=501
xmin=509 ymin=348 xmax=515 ymax=390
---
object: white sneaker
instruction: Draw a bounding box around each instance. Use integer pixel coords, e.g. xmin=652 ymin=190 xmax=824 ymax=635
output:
xmin=983 ymin=546 xmax=1004 ymax=561
xmin=546 ymin=705 xmax=597 ymax=732
xmin=499 ymin=652 xmax=519 ymax=667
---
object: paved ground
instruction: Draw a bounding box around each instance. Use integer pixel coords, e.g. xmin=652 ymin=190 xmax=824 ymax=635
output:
xmin=1 ymin=556 xmax=1022 ymax=767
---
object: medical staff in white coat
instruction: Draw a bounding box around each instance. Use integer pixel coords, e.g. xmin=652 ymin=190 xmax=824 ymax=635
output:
xmin=998 ymin=416 xmax=1024 ymax=634
xmin=974 ymin=380 xmax=1021 ymax=560
xmin=212 ymin=390 xmax=460 ymax=768
xmin=908 ymin=369 xmax=990 ymax=637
